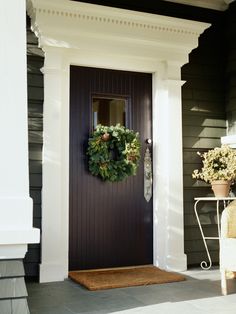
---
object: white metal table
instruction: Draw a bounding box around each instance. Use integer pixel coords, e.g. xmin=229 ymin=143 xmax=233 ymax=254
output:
xmin=194 ymin=197 xmax=236 ymax=270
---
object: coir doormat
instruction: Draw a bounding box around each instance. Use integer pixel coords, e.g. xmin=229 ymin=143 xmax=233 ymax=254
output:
xmin=68 ymin=266 xmax=185 ymax=291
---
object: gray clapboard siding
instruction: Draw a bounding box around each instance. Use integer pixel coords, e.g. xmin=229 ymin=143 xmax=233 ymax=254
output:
xmin=187 ymin=251 xmax=219 ymax=266
xmin=0 ymin=260 xmax=29 ymax=314
xmin=28 ymin=101 xmax=43 ymax=118
xmin=28 ymin=87 xmax=44 ymax=101
xmin=185 ymin=227 xmax=220 ymax=266
xmin=30 ymin=189 xmax=41 ymax=207
xmin=29 ymin=160 xmax=42 ymax=174
xmin=33 ymin=217 xmax=41 ymax=229
xmin=29 ymin=144 xmax=42 ymax=161
xmin=27 ymin=73 xmax=43 ymax=88
xmin=185 ymin=213 xmax=221 ymax=227
xmin=185 ymin=239 xmax=219 ymax=252
xmin=184 ymin=201 xmax=220 ymax=214
xmin=0 ymin=278 xmax=27 ymax=299
xmin=0 ymin=261 xmax=24 ymax=278
xmin=29 ymin=132 xmax=43 ymax=144
xmin=28 ymin=118 xmax=43 ymax=131
xmin=32 ymin=204 xmax=42 ymax=217
xmin=225 ymin=2 xmax=236 ymax=135
xmin=24 ymin=18 xmax=44 ymax=278
xmin=182 ymin=22 xmax=227 ymax=266
xmin=185 ymin=225 xmax=218 ymax=240
xmin=183 ymin=126 xmax=225 ymax=138
xmin=183 ymin=114 xmax=226 ymax=128
xmin=183 ymin=137 xmax=222 ymax=149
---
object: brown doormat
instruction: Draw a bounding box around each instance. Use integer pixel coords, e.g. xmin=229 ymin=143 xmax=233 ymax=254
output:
xmin=68 ymin=266 xmax=185 ymax=291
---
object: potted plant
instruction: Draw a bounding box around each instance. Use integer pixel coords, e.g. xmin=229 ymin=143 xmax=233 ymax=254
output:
xmin=192 ymin=145 xmax=236 ymax=197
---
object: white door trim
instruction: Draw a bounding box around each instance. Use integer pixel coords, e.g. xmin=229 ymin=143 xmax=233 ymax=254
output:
xmin=27 ymin=0 xmax=210 ymax=282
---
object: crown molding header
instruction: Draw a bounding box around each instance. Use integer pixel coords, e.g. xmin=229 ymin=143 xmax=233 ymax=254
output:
xmin=28 ymin=0 xmax=207 ymax=34
xmin=27 ymin=0 xmax=210 ymax=66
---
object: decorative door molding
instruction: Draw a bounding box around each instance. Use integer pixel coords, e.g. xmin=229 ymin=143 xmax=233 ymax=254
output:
xmin=27 ymin=0 xmax=210 ymax=282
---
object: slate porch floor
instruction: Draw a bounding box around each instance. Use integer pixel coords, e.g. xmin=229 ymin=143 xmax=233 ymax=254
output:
xmin=27 ymin=268 xmax=236 ymax=314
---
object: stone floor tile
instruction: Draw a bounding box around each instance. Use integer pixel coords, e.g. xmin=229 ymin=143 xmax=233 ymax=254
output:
xmin=65 ymin=294 xmax=144 ymax=313
xmin=27 ymin=268 xmax=236 ymax=314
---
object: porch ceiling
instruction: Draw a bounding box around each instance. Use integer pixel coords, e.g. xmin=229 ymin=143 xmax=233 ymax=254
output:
xmin=163 ymin=0 xmax=232 ymax=11
xmin=71 ymin=0 xmax=234 ymax=11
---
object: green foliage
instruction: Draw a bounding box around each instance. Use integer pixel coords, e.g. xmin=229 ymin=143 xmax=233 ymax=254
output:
xmin=87 ymin=124 xmax=141 ymax=182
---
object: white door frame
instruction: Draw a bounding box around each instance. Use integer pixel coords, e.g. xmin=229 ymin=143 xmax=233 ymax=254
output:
xmin=27 ymin=0 xmax=210 ymax=282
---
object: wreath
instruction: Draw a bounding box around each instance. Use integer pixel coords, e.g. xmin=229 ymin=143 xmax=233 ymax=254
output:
xmin=87 ymin=124 xmax=141 ymax=182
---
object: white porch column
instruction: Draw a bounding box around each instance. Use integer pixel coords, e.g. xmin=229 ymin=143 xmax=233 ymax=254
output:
xmin=0 ymin=1 xmax=39 ymax=258
xmin=153 ymin=62 xmax=187 ymax=271
xmin=40 ymin=47 xmax=69 ymax=282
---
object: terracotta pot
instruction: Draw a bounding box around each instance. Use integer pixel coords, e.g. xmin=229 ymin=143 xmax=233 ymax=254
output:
xmin=211 ymin=180 xmax=231 ymax=197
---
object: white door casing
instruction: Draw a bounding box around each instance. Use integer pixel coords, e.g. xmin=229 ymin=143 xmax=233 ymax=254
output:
xmin=27 ymin=0 xmax=210 ymax=282
xmin=0 ymin=0 xmax=39 ymax=260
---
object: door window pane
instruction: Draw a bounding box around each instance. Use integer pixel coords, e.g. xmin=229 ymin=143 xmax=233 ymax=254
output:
xmin=92 ymin=96 xmax=127 ymax=129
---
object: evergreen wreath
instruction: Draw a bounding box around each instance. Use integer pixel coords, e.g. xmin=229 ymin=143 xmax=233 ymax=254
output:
xmin=87 ymin=124 xmax=141 ymax=182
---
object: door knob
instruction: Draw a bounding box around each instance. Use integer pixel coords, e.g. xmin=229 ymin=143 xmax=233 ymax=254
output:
xmin=146 ymin=138 xmax=152 ymax=145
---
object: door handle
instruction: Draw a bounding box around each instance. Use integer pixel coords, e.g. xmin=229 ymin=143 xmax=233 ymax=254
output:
xmin=146 ymin=138 xmax=152 ymax=145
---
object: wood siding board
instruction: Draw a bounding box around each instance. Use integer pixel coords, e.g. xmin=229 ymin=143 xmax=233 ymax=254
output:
xmin=185 ymin=225 xmax=219 ymax=239
xmin=28 ymin=104 xmax=43 ymax=118
xmin=27 ymin=74 xmax=43 ymax=88
xmin=182 ymin=78 xmax=225 ymax=91
xmin=32 ymin=204 xmax=42 ymax=219
xmin=184 ymin=212 xmax=223 ymax=227
xmin=29 ymin=174 xmax=42 ymax=188
xmin=183 ymin=126 xmax=225 ymax=137
xmin=183 ymin=115 xmax=226 ymax=127
xmin=23 ymin=263 xmax=39 ymax=277
xmin=30 ymin=190 xmax=42 ymax=205
xmin=29 ymin=144 xmax=42 ymax=161
xmin=28 ymin=118 xmax=43 ymax=132
xmin=183 ymin=137 xmax=222 ymax=149
xmin=28 ymin=131 xmax=43 ymax=144
xmin=29 ymin=160 xmax=42 ymax=174
xmin=225 ymin=4 xmax=236 ymax=133
xmin=184 ymin=201 xmax=219 ymax=214
xmin=28 ymin=87 xmax=44 ymax=101
xmin=183 ymin=99 xmax=225 ymax=111
xmin=185 ymin=239 xmax=219 ymax=252
xmin=182 ymin=22 xmax=226 ymax=267
xmin=24 ymin=21 xmax=43 ymax=277
xmin=183 ymin=186 xmax=212 ymax=197
xmin=187 ymin=251 xmax=220 ymax=265
xmin=24 ymin=249 xmax=41 ymax=263
xmin=226 ymin=99 xmax=236 ymax=109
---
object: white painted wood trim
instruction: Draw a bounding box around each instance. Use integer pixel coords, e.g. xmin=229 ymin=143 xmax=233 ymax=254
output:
xmin=27 ymin=0 xmax=210 ymax=282
xmin=0 ymin=245 xmax=28 ymax=259
xmin=0 ymin=0 xmax=40 ymax=259
xmin=221 ymin=135 xmax=236 ymax=148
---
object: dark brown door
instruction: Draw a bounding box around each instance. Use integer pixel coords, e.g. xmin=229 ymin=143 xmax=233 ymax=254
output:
xmin=69 ymin=66 xmax=152 ymax=270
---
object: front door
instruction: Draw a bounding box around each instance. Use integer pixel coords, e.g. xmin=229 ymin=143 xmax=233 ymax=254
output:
xmin=69 ymin=66 xmax=153 ymax=270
